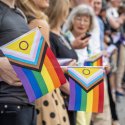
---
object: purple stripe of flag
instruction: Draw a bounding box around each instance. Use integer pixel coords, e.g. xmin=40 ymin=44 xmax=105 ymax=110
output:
xmin=12 ymin=65 xmax=36 ymax=102
xmin=68 ymin=78 xmax=76 ymax=110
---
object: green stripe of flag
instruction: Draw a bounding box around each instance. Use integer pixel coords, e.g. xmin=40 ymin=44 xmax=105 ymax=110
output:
xmin=80 ymin=89 xmax=87 ymax=111
xmin=32 ymin=71 xmax=48 ymax=95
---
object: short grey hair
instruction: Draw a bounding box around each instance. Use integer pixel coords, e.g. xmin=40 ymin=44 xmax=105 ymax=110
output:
xmin=63 ymin=4 xmax=96 ymax=33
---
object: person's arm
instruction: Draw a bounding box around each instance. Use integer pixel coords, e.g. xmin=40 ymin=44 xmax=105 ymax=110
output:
xmin=0 ymin=10 xmax=22 ymax=86
xmin=60 ymin=59 xmax=76 ymax=95
xmin=60 ymin=80 xmax=70 ymax=95
xmin=107 ymin=17 xmax=121 ymax=29
xmin=0 ymin=57 xmax=22 ymax=86
xmin=106 ymin=9 xmax=121 ymax=29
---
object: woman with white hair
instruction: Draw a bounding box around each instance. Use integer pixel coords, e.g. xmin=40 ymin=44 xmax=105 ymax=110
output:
xmin=63 ymin=4 xmax=95 ymax=65
xmin=62 ymin=4 xmax=96 ymax=125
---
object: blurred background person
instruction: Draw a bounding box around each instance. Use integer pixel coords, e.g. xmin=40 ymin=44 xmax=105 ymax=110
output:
xmin=46 ymin=0 xmax=80 ymax=124
xmin=63 ymin=5 xmax=93 ymax=65
xmin=17 ymin=0 xmax=70 ymax=125
xmin=116 ymin=3 xmax=125 ymax=98
xmin=106 ymin=0 xmax=125 ymax=97
xmin=99 ymin=2 xmax=121 ymax=125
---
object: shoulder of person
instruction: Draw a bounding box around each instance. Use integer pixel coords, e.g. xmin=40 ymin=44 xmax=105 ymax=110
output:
xmin=29 ymin=19 xmax=49 ymax=29
xmin=16 ymin=8 xmax=28 ymax=22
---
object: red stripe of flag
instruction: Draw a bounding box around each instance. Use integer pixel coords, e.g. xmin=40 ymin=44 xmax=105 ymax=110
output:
xmin=46 ymin=47 xmax=66 ymax=84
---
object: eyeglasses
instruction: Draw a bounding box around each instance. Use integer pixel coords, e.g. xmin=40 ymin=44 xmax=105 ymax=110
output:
xmin=74 ymin=16 xmax=90 ymax=23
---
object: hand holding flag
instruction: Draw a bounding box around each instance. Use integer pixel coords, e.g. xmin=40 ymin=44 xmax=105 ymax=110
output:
xmin=0 ymin=57 xmax=22 ymax=86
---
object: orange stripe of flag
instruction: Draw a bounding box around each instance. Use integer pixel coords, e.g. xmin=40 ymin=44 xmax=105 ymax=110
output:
xmin=92 ymin=85 xmax=99 ymax=112
xmin=46 ymin=47 xmax=66 ymax=84
xmin=98 ymin=58 xmax=102 ymax=66
xmin=44 ymin=54 xmax=61 ymax=88
xmin=97 ymin=59 xmax=100 ymax=66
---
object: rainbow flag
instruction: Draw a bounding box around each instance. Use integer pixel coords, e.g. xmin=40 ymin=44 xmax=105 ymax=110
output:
xmin=68 ymin=67 xmax=104 ymax=113
xmin=0 ymin=28 xmax=66 ymax=102
xmin=84 ymin=53 xmax=103 ymax=66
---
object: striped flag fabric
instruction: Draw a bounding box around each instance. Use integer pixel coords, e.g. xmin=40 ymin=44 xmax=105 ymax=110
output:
xmin=0 ymin=28 xmax=66 ymax=102
xmin=84 ymin=53 xmax=103 ymax=66
xmin=68 ymin=67 xmax=104 ymax=113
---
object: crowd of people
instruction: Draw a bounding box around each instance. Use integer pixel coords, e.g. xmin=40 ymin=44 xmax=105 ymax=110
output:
xmin=0 ymin=0 xmax=125 ymax=125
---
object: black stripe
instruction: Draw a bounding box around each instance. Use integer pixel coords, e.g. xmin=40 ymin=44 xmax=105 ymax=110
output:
xmin=39 ymin=42 xmax=48 ymax=71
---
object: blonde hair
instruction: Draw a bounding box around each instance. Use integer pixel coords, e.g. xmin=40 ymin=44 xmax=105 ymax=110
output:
xmin=46 ymin=0 xmax=69 ymax=29
xmin=63 ymin=4 xmax=95 ymax=32
xmin=16 ymin=0 xmax=47 ymax=22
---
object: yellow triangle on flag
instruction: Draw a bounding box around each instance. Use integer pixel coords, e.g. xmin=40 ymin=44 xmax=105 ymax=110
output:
xmin=6 ymin=31 xmax=36 ymax=55
xmin=74 ymin=68 xmax=101 ymax=79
